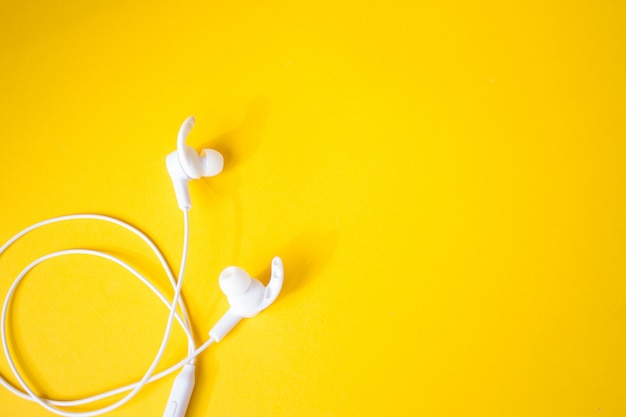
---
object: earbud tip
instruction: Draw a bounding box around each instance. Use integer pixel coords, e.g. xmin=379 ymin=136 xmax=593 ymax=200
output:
xmin=219 ymin=266 xmax=252 ymax=297
xmin=200 ymin=149 xmax=224 ymax=177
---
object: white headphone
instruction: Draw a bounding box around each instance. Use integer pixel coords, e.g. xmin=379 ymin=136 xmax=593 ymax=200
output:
xmin=0 ymin=116 xmax=284 ymax=417
xmin=166 ymin=115 xmax=224 ymax=210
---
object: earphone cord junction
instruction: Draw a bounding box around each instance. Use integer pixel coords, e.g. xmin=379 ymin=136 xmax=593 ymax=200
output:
xmin=0 ymin=212 xmax=215 ymax=417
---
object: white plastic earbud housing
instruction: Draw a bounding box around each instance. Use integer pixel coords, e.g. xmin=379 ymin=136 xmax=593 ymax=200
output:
xmin=209 ymin=257 xmax=284 ymax=342
xmin=166 ymin=116 xmax=224 ymax=210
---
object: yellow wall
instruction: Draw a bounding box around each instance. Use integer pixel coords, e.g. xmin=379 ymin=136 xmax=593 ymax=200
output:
xmin=1 ymin=1 xmax=625 ymax=416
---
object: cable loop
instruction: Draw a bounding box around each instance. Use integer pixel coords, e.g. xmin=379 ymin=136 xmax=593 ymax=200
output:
xmin=0 ymin=213 xmax=214 ymax=416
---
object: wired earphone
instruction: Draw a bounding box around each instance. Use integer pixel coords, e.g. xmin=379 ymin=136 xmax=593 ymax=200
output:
xmin=0 ymin=116 xmax=284 ymax=417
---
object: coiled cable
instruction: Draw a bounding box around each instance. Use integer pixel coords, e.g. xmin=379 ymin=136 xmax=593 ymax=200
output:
xmin=0 ymin=212 xmax=214 ymax=416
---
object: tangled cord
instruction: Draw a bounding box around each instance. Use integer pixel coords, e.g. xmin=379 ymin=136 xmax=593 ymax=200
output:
xmin=0 ymin=212 xmax=214 ymax=416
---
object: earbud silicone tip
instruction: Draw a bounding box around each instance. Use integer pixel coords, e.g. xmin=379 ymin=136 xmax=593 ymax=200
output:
xmin=200 ymin=149 xmax=224 ymax=177
xmin=219 ymin=266 xmax=252 ymax=297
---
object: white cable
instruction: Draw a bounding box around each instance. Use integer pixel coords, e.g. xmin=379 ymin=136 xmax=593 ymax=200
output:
xmin=0 ymin=212 xmax=214 ymax=416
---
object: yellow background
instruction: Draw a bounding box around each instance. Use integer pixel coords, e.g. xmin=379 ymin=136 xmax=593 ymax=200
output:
xmin=1 ymin=0 xmax=625 ymax=416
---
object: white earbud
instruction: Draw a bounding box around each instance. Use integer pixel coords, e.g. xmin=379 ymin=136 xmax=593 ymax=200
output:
xmin=209 ymin=256 xmax=284 ymax=342
xmin=166 ymin=116 xmax=224 ymax=210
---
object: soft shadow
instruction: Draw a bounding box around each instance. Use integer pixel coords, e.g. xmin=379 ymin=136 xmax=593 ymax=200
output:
xmin=194 ymin=97 xmax=271 ymax=264
xmin=194 ymin=96 xmax=270 ymax=201
xmin=256 ymin=230 xmax=339 ymax=298
xmin=202 ymin=96 xmax=270 ymax=174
